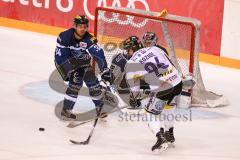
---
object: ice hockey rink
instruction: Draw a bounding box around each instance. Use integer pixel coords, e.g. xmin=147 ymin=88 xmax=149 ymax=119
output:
xmin=0 ymin=26 xmax=240 ymax=160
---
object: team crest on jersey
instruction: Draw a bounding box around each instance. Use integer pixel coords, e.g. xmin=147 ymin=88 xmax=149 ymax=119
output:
xmin=79 ymin=42 xmax=87 ymax=48
xmin=155 ymin=100 xmax=165 ymax=111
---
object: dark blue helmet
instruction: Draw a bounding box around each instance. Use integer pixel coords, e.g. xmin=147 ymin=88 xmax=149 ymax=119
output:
xmin=74 ymin=15 xmax=89 ymax=27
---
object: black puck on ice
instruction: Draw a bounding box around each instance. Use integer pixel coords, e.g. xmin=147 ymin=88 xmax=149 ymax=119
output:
xmin=39 ymin=127 xmax=45 ymax=131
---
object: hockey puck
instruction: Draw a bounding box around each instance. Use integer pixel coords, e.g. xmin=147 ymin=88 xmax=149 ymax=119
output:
xmin=39 ymin=127 xmax=45 ymax=131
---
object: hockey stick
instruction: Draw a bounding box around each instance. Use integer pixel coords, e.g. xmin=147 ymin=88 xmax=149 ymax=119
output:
xmin=69 ymin=88 xmax=157 ymax=144
xmin=67 ymin=105 xmax=129 ymax=128
xmin=69 ymin=106 xmax=103 ymax=145
xmin=69 ymin=80 xmax=123 ymax=145
xmin=69 ymin=79 xmax=152 ymax=144
xmin=67 ymin=81 xmax=130 ymax=128
xmin=67 ymin=90 xmax=155 ymax=128
xmin=67 ymin=82 xmax=141 ymax=128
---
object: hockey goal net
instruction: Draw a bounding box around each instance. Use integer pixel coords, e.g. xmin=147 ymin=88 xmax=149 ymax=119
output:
xmin=93 ymin=7 xmax=228 ymax=108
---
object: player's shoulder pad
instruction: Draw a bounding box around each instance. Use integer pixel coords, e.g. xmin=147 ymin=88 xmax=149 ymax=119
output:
xmin=90 ymin=36 xmax=98 ymax=44
xmin=57 ymin=28 xmax=74 ymax=46
xmin=155 ymin=45 xmax=168 ymax=54
xmin=86 ymin=32 xmax=98 ymax=44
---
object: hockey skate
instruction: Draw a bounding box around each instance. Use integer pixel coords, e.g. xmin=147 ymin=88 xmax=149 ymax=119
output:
xmin=165 ymin=127 xmax=175 ymax=143
xmin=152 ymin=128 xmax=168 ymax=152
xmin=61 ymin=108 xmax=76 ymax=119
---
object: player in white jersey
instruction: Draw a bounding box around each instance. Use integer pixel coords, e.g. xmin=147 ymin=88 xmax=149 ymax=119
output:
xmin=125 ymin=35 xmax=183 ymax=151
xmin=142 ymin=31 xmax=179 ymax=147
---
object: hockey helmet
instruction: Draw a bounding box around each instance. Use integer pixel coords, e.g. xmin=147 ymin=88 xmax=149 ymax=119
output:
xmin=74 ymin=15 xmax=89 ymax=27
xmin=142 ymin=32 xmax=158 ymax=47
xmin=123 ymin=36 xmax=143 ymax=52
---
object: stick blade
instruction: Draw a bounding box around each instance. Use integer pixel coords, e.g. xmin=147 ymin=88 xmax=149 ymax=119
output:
xmin=66 ymin=122 xmax=76 ymax=128
xmin=69 ymin=139 xmax=89 ymax=145
xmin=66 ymin=121 xmax=88 ymax=128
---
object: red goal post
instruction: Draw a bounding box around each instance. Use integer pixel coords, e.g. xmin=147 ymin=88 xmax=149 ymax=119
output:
xmin=93 ymin=7 xmax=228 ymax=108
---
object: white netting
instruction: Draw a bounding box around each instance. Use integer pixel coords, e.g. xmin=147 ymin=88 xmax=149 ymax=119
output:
xmin=94 ymin=7 xmax=229 ymax=107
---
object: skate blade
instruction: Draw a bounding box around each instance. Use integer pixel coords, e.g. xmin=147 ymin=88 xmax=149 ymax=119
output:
xmin=66 ymin=121 xmax=78 ymax=128
xmin=153 ymin=143 xmax=168 ymax=153
xmin=168 ymin=143 xmax=175 ymax=148
xmin=99 ymin=118 xmax=107 ymax=123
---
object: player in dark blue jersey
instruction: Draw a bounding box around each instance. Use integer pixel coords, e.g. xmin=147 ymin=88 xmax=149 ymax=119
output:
xmin=54 ymin=15 xmax=110 ymax=119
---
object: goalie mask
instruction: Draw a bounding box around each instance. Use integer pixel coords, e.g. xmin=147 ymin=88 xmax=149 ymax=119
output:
xmin=142 ymin=32 xmax=158 ymax=47
xmin=122 ymin=36 xmax=143 ymax=59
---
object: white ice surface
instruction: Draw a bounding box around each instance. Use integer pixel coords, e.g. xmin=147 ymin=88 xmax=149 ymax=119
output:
xmin=0 ymin=26 xmax=240 ymax=160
